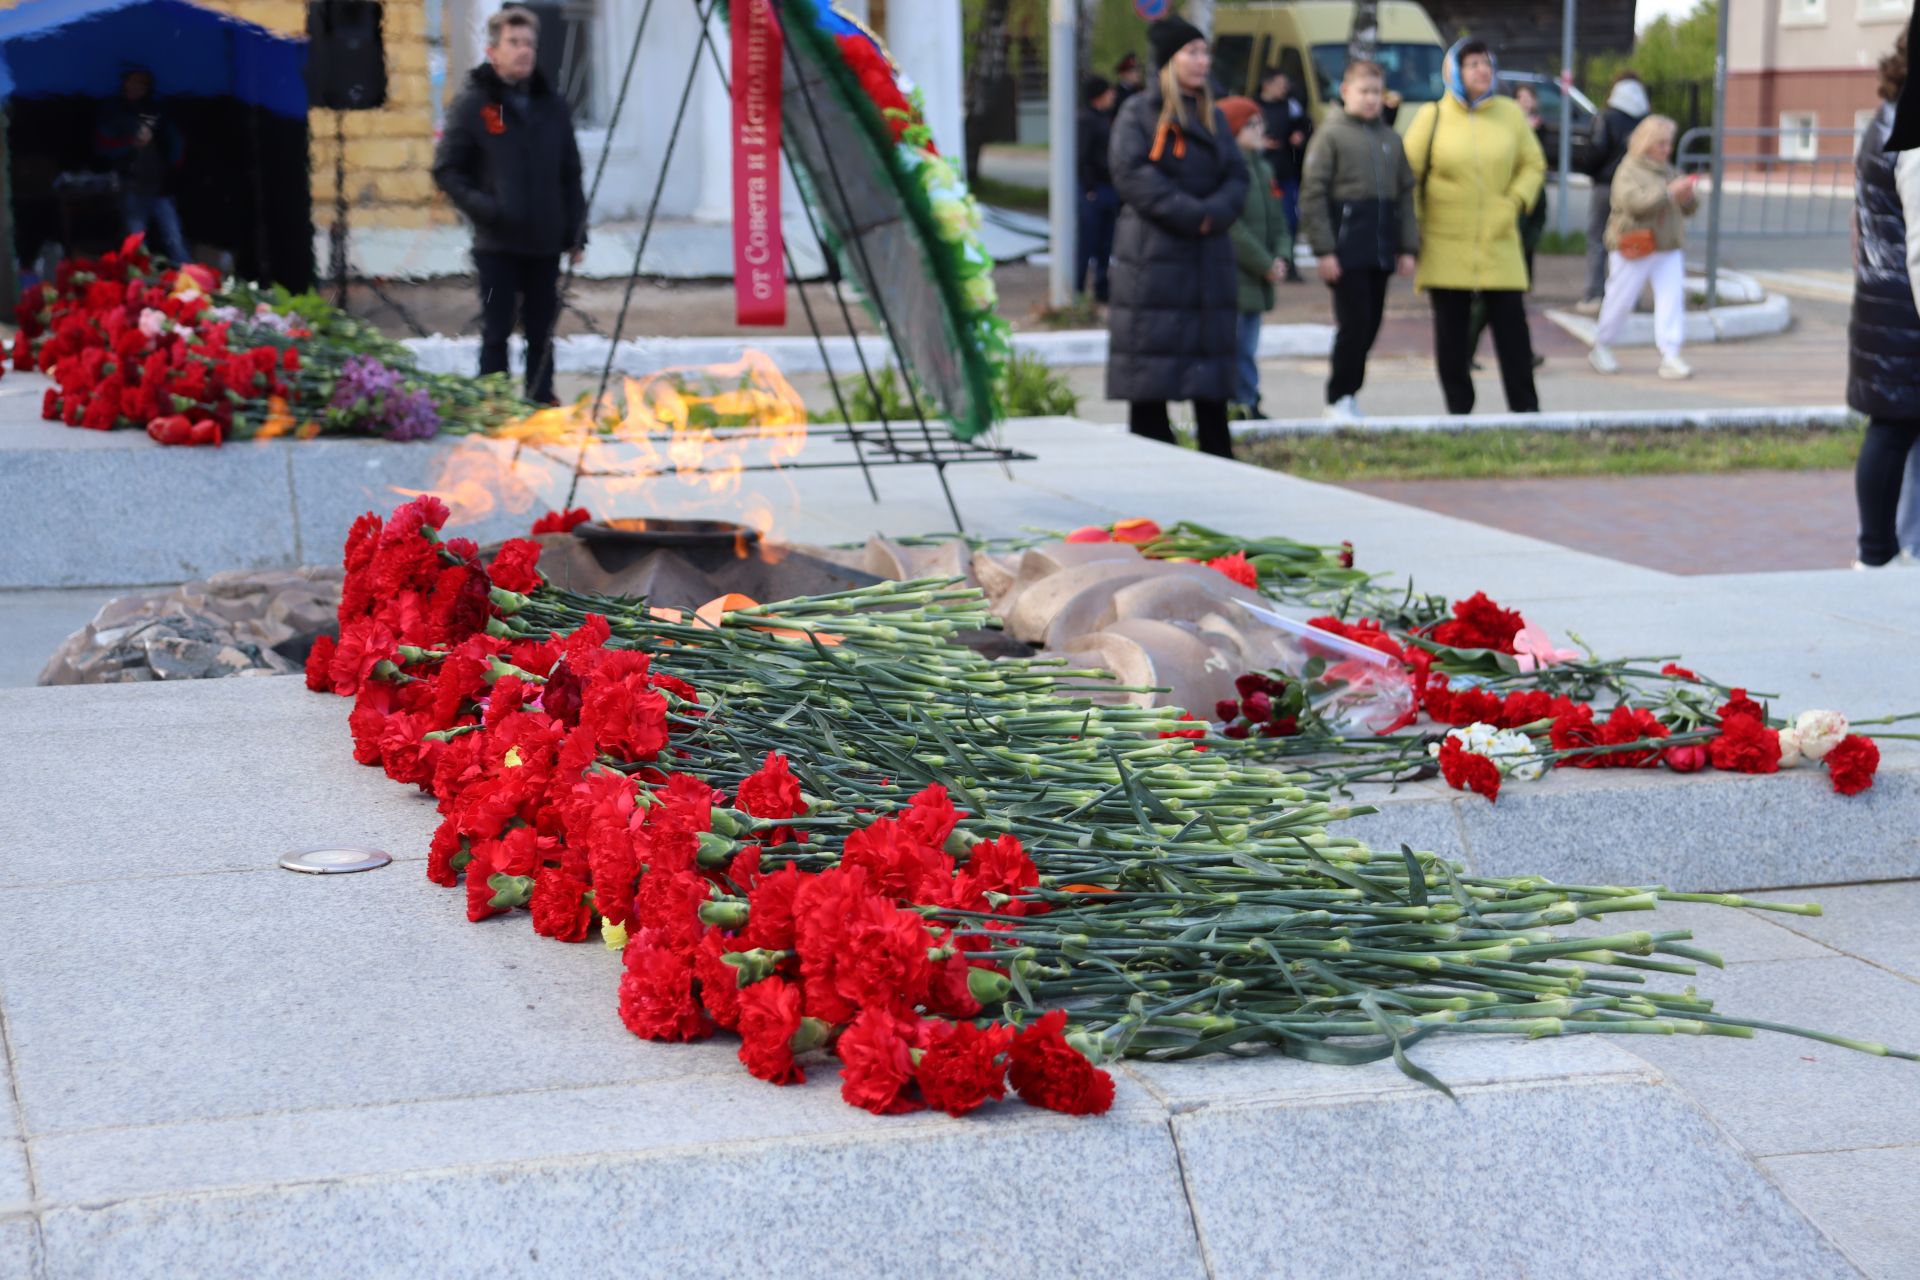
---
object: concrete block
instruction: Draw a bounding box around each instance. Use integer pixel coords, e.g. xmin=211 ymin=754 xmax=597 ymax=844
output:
xmin=287 ymin=436 xmax=542 ymax=555
xmin=0 ymin=422 xmax=297 ymax=589
xmin=1764 ymin=1146 xmax=1920 ymax=1280
xmin=38 ymin=1114 xmax=1204 ymax=1280
xmin=1622 ymin=955 xmax=1920 ymax=1157
xmin=1170 ymin=1067 xmax=1857 ymax=1280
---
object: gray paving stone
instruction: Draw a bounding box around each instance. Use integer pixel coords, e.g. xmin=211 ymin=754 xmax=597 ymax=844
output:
xmin=0 ymin=702 xmax=434 ymax=890
xmin=1765 ymin=1145 xmax=1920 ymax=1280
xmin=1124 ymin=1030 xmax=1643 ymax=1110
xmin=0 ymin=860 xmax=752 ymax=1134
xmin=38 ymin=1113 xmax=1205 ymax=1280
xmin=1171 ymin=1070 xmax=1857 ymax=1280
xmin=0 ymin=1215 xmax=40 ymax=1280
xmin=1620 ymin=955 xmax=1920 ymax=1157
xmin=1749 ymin=881 xmax=1920 ymax=982
xmin=0 ymin=671 xmax=316 ymax=731
xmin=0 ymin=588 xmax=136 ymax=689
xmin=30 ymin=1065 xmax=1163 ymax=1205
xmin=1454 ymin=761 xmax=1920 ymax=892
xmin=0 ymin=1141 xmax=28 ymax=1215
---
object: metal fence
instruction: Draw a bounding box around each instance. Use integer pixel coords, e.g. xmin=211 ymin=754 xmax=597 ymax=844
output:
xmin=1677 ymin=125 xmax=1859 ymax=240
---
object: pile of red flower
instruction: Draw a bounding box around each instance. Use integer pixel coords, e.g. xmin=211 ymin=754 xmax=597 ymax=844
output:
xmin=305 ymin=496 xmax=1115 ymax=1118
xmin=12 ymin=235 xmax=297 ymax=446
xmin=1296 ymin=591 xmax=1883 ymax=801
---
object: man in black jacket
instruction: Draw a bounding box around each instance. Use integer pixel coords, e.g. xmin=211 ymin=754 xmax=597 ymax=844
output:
xmin=433 ymin=6 xmax=587 ymax=405
xmin=1075 ymin=77 xmax=1118 ymax=301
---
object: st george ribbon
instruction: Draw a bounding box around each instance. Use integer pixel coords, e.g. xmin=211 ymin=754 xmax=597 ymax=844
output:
xmin=732 ymin=0 xmax=785 ymax=325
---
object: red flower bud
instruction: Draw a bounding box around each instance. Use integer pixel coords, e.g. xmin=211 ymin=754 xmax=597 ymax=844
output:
xmin=1110 ymin=518 xmax=1162 ymax=544
xmin=1664 ymin=744 xmax=1709 ymax=773
xmin=1214 ymin=699 xmax=1240 ymax=723
xmin=1063 ymin=525 xmax=1111 ymax=544
xmin=1243 ymin=690 xmax=1272 ymax=721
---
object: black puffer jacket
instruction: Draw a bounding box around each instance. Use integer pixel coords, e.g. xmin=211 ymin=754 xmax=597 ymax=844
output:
xmin=1584 ymin=105 xmax=1644 ymax=185
xmin=1105 ymin=89 xmax=1249 ymax=403
xmin=1849 ymin=102 xmax=1920 ymax=421
xmin=433 ymin=65 xmax=587 ymax=257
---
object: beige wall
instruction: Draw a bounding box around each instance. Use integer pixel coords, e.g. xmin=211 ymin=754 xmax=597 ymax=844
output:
xmin=1730 ymin=0 xmax=1910 ymax=74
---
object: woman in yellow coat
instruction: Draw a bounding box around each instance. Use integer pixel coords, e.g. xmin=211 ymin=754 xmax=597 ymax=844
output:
xmin=1405 ymin=39 xmax=1547 ymax=414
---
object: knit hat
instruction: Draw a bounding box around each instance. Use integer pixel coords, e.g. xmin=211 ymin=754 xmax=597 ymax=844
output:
xmin=1083 ymin=75 xmax=1112 ymax=106
xmin=1147 ymin=17 xmax=1207 ymax=69
xmin=1218 ymin=96 xmax=1261 ymax=136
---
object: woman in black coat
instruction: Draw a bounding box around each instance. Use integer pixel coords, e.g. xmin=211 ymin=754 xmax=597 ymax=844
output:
xmin=1105 ymin=18 xmax=1249 ymax=459
xmin=1849 ymin=31 xmax=1920 ymax=568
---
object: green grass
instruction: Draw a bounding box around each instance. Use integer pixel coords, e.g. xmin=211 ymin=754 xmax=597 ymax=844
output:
xmin=969 ymin=174 xmax=1049 ymax=213
xmin=1239 ymin=424 xmax=1864 ymax=482
xmin=1535 ymin=228 xmax=1588 ymax=256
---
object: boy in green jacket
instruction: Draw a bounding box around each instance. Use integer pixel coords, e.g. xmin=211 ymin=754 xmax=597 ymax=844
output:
xmin=1298 ymin=60 xmax=1419 ymax=421
xmin=1220 ymin=96 xmax=1293 ymax=420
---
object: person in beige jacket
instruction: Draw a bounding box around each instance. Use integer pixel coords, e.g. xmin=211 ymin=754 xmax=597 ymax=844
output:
xmin=1589 ymin=115 xmax=1701 ymax=380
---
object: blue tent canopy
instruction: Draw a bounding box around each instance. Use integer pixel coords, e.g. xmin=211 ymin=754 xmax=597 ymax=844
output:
xmin=0 ymin=0 xmax=308 ymax=119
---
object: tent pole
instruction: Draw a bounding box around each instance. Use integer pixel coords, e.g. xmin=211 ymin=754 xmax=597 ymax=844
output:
xmin=0 ymin=108 xmax=18 ymax=311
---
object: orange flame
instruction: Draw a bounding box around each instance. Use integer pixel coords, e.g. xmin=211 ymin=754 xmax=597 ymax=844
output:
xmin=392 ymin=350 xmax=810 ymax=535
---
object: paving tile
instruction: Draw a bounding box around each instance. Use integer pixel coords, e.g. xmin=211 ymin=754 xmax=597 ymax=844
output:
xmin=1765 ymin=1145 xmax=1920 ymax=1280
xmin=0 ymin=1215 xmax=40 ymax=1280
xmin=0 ymin=861 xmax=757 ymax=1134
xmin=1559 ymin=895 xmax=1838 ymax=965
xmin=1749 ymin=881 xmax=1920 ymax=982
xmin=1173 ymin=1071 xmax=1855 ymax=1280
xmin=30 ymin=1064 xmax=1163 ymax=1205
xmin=0 ymin=703 xmax=436 ymax=889
xmin=38 ymin=1111 xmax=1203 ymax=1280
xmin=1619 ymin=955 xmax=1920 ymax=1157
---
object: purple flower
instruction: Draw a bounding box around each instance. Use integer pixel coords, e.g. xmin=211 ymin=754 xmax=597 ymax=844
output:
xmin=328 ymin=355 xmax=440 ymax=441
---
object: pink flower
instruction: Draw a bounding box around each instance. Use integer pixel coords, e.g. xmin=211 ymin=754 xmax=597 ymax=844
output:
xmin=1511 ymin=624 xmax=1581 ymax=673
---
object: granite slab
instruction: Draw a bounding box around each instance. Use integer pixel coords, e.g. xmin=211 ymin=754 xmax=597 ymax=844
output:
xmin=0 ymin=678 xmax=1878 ymax=1278
xmin=1764 ymin=1146 xmax=1920 ymax=1280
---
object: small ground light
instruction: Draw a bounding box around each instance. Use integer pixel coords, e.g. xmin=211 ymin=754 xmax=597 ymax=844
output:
xmin=279 ymin=847 xmax=392 ymax=874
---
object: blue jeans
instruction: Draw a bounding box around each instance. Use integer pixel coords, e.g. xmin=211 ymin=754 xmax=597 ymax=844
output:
xmin=1234 ymin=311 xmax=1264 ymax=409
xmin=121 ymin=192 xmax=189 ymax=264
xmin=1279 ymin=179 xmax=1301 ymax=238
xmin=1076 ymin=183 xmax=1118 ymax=299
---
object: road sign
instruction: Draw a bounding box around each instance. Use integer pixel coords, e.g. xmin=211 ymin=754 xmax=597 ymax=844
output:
xmin=1135 ymin=0 xmax=1169 ymax=19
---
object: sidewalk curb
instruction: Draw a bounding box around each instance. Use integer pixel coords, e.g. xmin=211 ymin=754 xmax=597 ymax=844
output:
xmin=1232 ymin=403 xmax=1855 ymax=438
xmin=1546 ymin=276 xmax=1791 ymax=349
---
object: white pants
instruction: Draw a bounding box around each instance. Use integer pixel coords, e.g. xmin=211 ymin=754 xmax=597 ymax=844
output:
xmin=1593 ymin=248 xmax=1687 ymax=357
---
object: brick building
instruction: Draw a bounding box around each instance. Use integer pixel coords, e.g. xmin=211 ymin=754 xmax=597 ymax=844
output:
xmin=1728 ymin=0 xmax=1912 ymax=157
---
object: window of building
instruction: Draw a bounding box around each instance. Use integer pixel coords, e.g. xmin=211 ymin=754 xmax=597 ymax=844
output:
xmin=524 ymin=0 xmax=597 ymax=125
xmin=1780 ymin=111 xmax=1819 ymax=160
xmin=1779 ymin=0 xmax=1827 ymax=23
xmin=1857 ymin=0 xmax=1910 ymax=23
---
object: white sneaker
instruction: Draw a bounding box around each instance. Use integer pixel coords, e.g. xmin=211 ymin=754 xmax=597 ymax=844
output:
xmin=1574 ymin=297 xmax=1604 ymax=316
xmin=1588 ymin=344 xmax=1619 ymax=375
xmin=1323 ymin=395 xmax=1361 ymax=422
xmin=1854 ymin=551 xmax=1920 ymax=569
xmin=1658 ymin=354 xmax=1693 ymax=380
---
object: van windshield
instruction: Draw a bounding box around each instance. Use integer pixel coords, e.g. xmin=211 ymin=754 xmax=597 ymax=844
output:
xmin=1310 ymin=43 xmax=1446 ymax=105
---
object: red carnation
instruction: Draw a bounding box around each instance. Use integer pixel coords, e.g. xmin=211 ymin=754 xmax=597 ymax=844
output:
xmin=1595 ymin=704 xmax=1669 ymax=768
xmin=488 ymin=538 xmax=544 ymax=594
xmin=1429 ymin=591 xmax=1526 ymax=653
xmin=1825 ymin=735 xmax=1880 ymax=796
xmin=832 ymin=894 xmax=935 ymax=1013
xmin=1206 ymin=550 xmax=1258 ymax=590
xmin=916 ymin=1019 xmax=1013 ymax=1116
xmin=737 ymin=752 xmax=807 ymax=822
xmin=1008 ymin=1010 xmax=1114 ymax=1116
xmin=530 ymin=867 xmax=594 ymax=942
xmin=901 ymin=783 xmax=963 ymax=847
xmin=1708 ymin=713 xmax=1781 ymax=775
xmin=737 ymin=976 xmax=808 ymax=1085
xmin=1437 ymin=736 xmax=1501 ymax=802
xmin=836 ymin=1005 xmax=924 ymax=1115
xmin=1717 ymin=688 xmax=1767 ymax=723
xmin=304 ymin=634 xmax=338 ymax=693
xmin=617 ymin=933 xmax=714 ymax=1042
xmin=530 ymin=507 xmax=593 ymax=535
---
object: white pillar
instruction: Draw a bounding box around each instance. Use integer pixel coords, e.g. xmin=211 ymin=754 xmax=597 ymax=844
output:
xmin=885 ymin=0 xmax=965 ymax=160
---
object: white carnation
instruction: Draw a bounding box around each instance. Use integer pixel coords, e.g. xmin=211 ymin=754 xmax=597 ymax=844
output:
xmin=1431 ymin=723 xmax=1546 ymax=781
xmin=1776 ymin=727 xmax=1805 ymax=769
xmin=1793 ymin=709 xmax=1849 ymax=761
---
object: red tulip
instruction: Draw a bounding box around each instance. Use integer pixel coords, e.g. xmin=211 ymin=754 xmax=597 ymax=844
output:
xmin=1664 ymin=744 xmax=1709 ymax=773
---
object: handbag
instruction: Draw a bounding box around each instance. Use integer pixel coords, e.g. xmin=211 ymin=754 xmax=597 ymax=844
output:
xmin=1617 ymin=228 xmax=1657 ymax=260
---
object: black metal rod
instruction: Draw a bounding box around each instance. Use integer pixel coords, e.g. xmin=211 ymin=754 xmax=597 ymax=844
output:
xmin=766 ymin=0 xmax=967 ymax=530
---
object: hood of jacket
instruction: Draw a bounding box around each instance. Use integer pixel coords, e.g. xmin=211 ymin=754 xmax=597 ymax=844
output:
xmin=1441 ymin=39 xmax=1499 ymax=109
xmin=1607 ymin=78 xmax=1651 ymax=118
xmin=467 ymin=62 xmax=555 ymax=100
